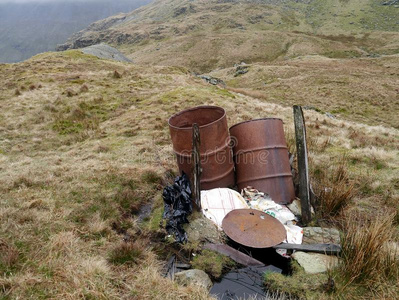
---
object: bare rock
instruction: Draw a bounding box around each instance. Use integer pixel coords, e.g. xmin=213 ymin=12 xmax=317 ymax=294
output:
xmin=287 ymin=199 xmax=301 ymax=216
xmin=302 ymin=227 xmax=340 ymax=245
xmin=185 ymin=215 xmax=223 ymax=244
xmin=175 ymin=269 xmax=213 ymax=290
xmin=81 ymin=44 xmax=131 ymax=62
xmin=292 ymin=252 xmax=339 ymax=274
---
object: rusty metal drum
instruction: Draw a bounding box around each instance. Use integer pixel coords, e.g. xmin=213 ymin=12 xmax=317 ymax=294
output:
xmin=168 ymin=106 xmax=235 ymax=190
xmin=229 ymin=118 xmax=295 ymax=204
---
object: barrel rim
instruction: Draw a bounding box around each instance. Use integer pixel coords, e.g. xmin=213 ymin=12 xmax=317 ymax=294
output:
xmin=229 ymin=118 xmax=283 ymax=131
xmin=168 ymin=105 xmax=226 ymax=131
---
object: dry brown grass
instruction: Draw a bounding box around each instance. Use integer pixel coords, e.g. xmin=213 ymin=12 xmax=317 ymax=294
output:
xmin=0 ymin=49 xmax=398 ymax=299
xmin=338 ymin=212 xmax=399 ymax=293
xmin=113 ymin=70 xmax=122 ymax=79
xmin=108 ymin=241 xmax=145 ymax=266
xmin=0 ymin=239 xmax=19 ymax=269
xmin=312 ymin=158 xmax=356 ymax=218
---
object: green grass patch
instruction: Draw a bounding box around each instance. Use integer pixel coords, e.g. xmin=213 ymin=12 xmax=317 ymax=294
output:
xmin=191 ymin=249 xmax=235 ymax=280
xmin=264 ymin=261 xmax=330 ymax=299
xmin=53 ymin=120 xmax=83 ymax=135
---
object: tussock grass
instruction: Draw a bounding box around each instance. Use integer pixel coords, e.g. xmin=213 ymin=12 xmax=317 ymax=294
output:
xmin=0 ymin=239 xmax=19 ymax=271
xmin=313 ymin=158 xmax=355 ymax=218
xmin=338 ymin=212 xmax=399 ymax=291
xmin=113 ymin=70 xmax=122 ymax=79
xmin=108 ymin=241 xmax=145 ymax=266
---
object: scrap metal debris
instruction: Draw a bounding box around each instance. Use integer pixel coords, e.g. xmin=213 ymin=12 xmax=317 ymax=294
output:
xmin=222 ymin=209 xmax=287 ymax=248
xmin=163 ymin=172 xmax=192 ymax=243
xmin=201 ymin=188 xmax=248 ymax=229
xmin=273 ymin=243 xmax=341 ymax=255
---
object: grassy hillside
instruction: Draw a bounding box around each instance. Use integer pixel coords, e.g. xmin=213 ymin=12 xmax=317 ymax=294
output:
xmin=0 ymin=50 xmax=398 ymax=299
xmin=1 ymin=0 xmax=398 ymax=298
xmin=210 ymin=54 xmax=399 ymax=128
xmin=58 ymin=0 xmax=399 ymax=72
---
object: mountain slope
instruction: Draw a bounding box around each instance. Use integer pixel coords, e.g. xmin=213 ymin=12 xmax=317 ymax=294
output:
xmin=0 ymin=0 xmax=151 ymax=63
xmin=57 ymin=0 xmax=399 ymax=72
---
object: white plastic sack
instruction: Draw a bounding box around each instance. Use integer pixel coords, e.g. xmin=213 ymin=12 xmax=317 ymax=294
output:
xmin=242 ymin=187 xmax=296 ymax=225
xmin=201 ymin=188 xmax=249 ymax=230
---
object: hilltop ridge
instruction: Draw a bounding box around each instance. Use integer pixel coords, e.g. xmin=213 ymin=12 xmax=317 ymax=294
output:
xmin=57 ymin=0 xmax=399 ymax=72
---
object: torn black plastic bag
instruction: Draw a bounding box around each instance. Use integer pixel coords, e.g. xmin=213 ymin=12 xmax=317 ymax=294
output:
xmin=162 ymin=172 xmax=192 ymax=243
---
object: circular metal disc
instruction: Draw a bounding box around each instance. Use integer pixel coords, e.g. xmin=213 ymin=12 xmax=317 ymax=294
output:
xmin=222 ymin=209 xmax=286 ymax=248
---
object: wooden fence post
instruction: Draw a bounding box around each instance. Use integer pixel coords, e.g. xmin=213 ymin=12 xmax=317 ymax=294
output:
xmin=293 ymin=105 xmax=312 ymax=225
xmin=192 ymin=123 xmax=201 ymax=210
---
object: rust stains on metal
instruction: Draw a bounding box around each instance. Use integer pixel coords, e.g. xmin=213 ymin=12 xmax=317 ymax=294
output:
xmin=168 ymin=106 xmax=235 ymax=190
xmin=222 ymin=209 xmax=286 ymax=248
xmin=230 ymin=118 xmax=295 ymax=204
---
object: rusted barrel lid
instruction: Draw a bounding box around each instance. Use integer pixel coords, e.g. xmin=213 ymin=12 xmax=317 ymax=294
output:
xmin=222 ymin=209 xmax=286 ymax=248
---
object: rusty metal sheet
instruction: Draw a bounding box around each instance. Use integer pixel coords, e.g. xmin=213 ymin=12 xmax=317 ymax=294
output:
xmin=222 ymin=209 xmax=286 ymax=248
xmin=168 ymin=106 xmax=235 ymax=190
xmin=230 ymin=118 xmax=295 ymax=204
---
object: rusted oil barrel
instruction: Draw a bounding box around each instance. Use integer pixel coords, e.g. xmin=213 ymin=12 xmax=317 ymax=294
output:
xmin=229 ymin=118 xmax=295 ymax=204
xmin=168 ymin=106 xmax=235 ymax=190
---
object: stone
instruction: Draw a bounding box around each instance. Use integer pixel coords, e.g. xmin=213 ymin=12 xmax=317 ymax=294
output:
xmin=175 ymin=269 xmax=213 ymax=290
xmin=287 ymin=198 xmax=315 ymax=217
xmin=197 ymin=75 xmax=225 ymax=86
xmin=287 ymin=199 xmax=302 ymax=217
xmin=234 ymin=65 xmax=249 ymax=77
xmin=325 ymin=112 xmax=336 ymax=119
xmin=185 ymin=215 xmax=223 ymax=244
xmin=302 ymin=227 xmax=340 ymax=245
xmin=209 ymin=79 xmax=218 ymax=85
xmin=292 ymin=252 xmax=339 ymax=274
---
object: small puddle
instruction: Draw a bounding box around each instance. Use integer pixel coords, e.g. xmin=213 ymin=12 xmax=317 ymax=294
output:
xmin=211 ymin=265 xmax=281 ymax=299
xmin=137 ymin=202 xmax=153 ymax=223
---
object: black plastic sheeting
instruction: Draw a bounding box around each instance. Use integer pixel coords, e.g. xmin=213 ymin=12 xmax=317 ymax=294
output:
xmin=162 ymin=172 xmax=192 ymax=243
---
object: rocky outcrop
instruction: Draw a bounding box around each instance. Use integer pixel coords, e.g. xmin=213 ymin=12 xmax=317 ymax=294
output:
xmin=56 ymin=14 xmax=129 ymax=51
xmin=81 ymin=44 xmax=132 ymax=62
xmin=197 ymin=75 xmax=225 ymax=86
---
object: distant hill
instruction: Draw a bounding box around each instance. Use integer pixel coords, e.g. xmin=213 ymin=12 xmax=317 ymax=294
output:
xmin=0 ymin=0 xmax=151 ymax=63
xmin=56 ymin=0 xmax=399 ymax=72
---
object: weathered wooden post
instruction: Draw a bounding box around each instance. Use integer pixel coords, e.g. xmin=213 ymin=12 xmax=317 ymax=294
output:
xmin=192 ymin=123 xmax=201 ymax=210
xmin=293 ymin=105 xmax=312 ymax=225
